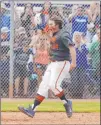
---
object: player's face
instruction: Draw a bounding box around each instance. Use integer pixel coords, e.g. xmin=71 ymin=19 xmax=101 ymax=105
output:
xmin=48 ymin=20 xmax=56 ymax=31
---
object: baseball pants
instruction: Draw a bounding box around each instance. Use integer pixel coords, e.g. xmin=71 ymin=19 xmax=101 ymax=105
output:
xmin=37 ymin=60 xmax=70 ymax=97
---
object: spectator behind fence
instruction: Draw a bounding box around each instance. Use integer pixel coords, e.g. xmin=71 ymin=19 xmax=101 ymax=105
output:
xmin=1 ymin=3 xmax=10 ymax=29
xmin=33 ymin=33 xmax=56 ymax=99
xmin=69 ymin=32 xmax=89 ymax=99
xmin=14 ymin=6 xmax=22 ymax=29
xmin=86 ymin=2 xmax=100 ymax=43
xmin=42 ymin=0 xmax=51 ymax=20
xmin=14 ymin=27 xmax=28 ymax=48
xmin=1 ymin=54 xmax=9 ymax=97
xmin=20 ymin=4 xmax=35 ymax=37
xmin=1 ymin=27 xmax=10 ymax=57
xmin=1 ymin=27 xmax=10 ymax=96
xmin=88 ymin=29 xmax=100 ymax=81
xmin=68 ymin=5 xmax=88 ymax=37
xmin=34 ymin=34 xmax=50 ymax=85
xmin=1 ymin=27 xmax=10 ymax=42
xmin=56 ymin=6 xmax=70 ymax=30
xmin=30 ymin=29 xmax=42 ymax=51
xmin=27 ymin=53 xmax=38 ymax=97
xmin=14 ymin=28 xmax=37 ymax=97
xmin=92 ymin=26 xmax=100 ymax=43
xmin=13 ymin=41 xmax=33 ymax=97
xmin=34 ymin=2 xmax=51 ymax=31
xmin=42 ymin=1 xmax=51 ymax=14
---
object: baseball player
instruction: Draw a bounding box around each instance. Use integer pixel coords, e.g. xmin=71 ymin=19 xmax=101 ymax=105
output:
xmin=18 ymin=17 xmax=76 ymax=118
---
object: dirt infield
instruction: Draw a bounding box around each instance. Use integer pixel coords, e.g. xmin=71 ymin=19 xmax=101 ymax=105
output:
xmin=1 ymin=112 xmax=100 ymax=124
xmin=1 ymin=98 xmax=100 ymax=102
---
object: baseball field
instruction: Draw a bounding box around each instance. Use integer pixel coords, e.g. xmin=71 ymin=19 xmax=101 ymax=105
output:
xmin=1 ymin=98 xmax=100 ymax=124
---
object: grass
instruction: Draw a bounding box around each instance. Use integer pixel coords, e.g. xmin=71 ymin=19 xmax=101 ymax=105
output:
xmin=1 ymin=99 xmax=100 ymax=113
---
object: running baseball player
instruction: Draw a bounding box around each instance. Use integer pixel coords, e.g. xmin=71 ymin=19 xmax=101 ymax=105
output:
xmin=18 ymin=17 xmax=76 ymax=118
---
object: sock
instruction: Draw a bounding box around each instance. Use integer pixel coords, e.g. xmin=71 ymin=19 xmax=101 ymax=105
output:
xmin=31 ymin=94 xmax=45 ymax=111
xmin=56 ymin=91 xmax=68 ymax=104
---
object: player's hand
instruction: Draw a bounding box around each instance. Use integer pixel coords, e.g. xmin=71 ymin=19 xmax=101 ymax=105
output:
xmin=69 ymin=63 xmax=76 ymax=71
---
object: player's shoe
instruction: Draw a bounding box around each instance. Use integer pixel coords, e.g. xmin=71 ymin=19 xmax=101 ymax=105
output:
xmin=64 ymin=100 xmax=72 ymax=118
xmin=18 ymin=105 xmax=35 ymax=118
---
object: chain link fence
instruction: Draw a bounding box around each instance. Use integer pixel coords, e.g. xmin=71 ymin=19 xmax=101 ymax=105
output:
xmin=0 ymin=0 xmax=100 ymax=99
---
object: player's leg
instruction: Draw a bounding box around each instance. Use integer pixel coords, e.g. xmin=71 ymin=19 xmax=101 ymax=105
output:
xmin=31 ymin=63 xmax=51 ymax=108
xmin=18 ymin=63 xmax=51 ymax=118
xmin=49 ymin=61 xmax=72 ymax=117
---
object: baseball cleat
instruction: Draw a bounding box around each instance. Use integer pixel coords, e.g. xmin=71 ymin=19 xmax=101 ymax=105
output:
xmin=64 ymin=100 xmax=72 ymax=118
xmin=18 ymin=105 xmax=35 ymax=118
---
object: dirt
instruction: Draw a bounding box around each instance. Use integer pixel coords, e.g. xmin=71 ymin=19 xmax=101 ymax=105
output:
xmin=1 ymin=98 xmax=100 ymax=102
xmin=1 ymin=112 xmax=100 ymax=125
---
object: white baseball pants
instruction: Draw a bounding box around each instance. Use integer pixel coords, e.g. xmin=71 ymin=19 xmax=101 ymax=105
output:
xmin=37 ymin=61 xmax=70 ymax=97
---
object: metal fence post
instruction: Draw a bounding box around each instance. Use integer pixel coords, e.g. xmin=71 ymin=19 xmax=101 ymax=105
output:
xmin=9 ymin=0 xmax=14 ymax=98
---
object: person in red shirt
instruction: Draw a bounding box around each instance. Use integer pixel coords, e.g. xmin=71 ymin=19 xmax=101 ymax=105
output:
xmin=34 ymin=34 xmax=50 ymax=84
